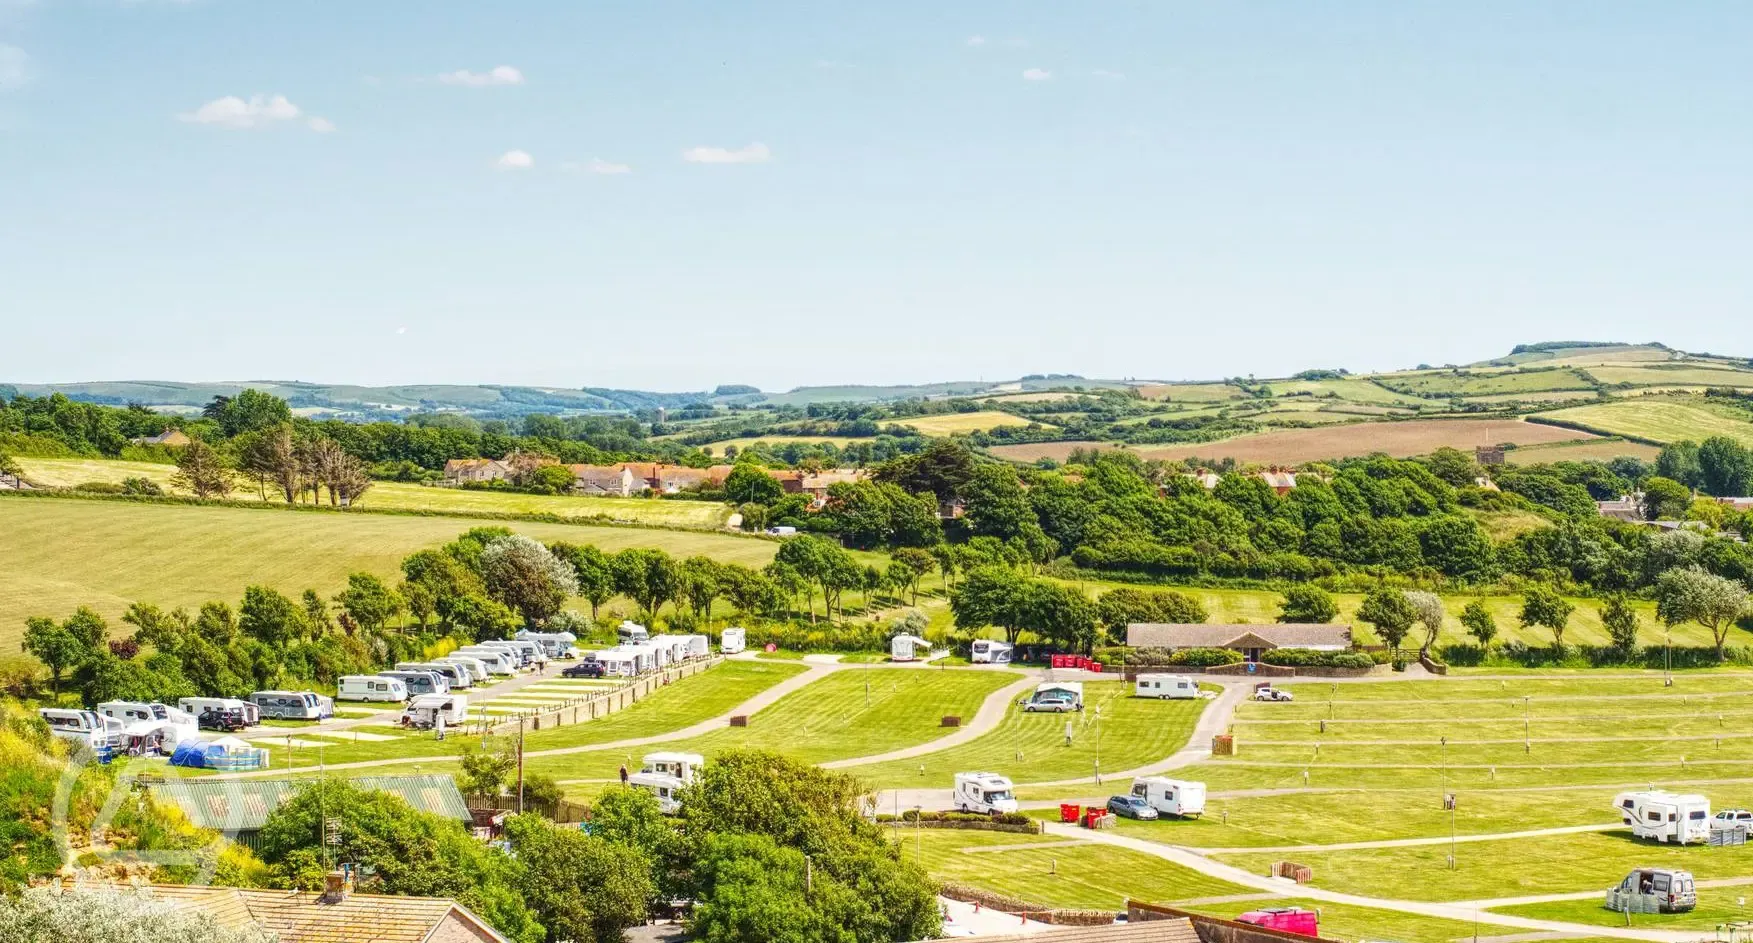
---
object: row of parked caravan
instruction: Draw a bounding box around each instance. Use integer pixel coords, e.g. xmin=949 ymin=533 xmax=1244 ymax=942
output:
xmin=572 ymin=623 xmax=717 ymax=678
xmin=38 ymin=692 xmax=341 ymax=758
xmin=337 ymin=638 xmax=551 ymax=704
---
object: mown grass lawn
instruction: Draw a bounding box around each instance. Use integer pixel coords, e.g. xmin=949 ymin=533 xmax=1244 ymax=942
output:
xmin=1179 ymin=897 xmax=1499 ymax=943
xmin=850 ymin=681 xmax=1208 ymax=789
xmin=523 ymin=667 xmax=1016 ymax=782
xmin=1491 ymin=893 xmax=1753 ymax=932
xmin=900 ymin=829 xmax=1249 ymax=910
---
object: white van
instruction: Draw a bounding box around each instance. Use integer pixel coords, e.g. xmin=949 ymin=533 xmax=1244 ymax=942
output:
xmin=177 ymin=697 xmax=259 ymax=726
xmin=629 ymin=751 xmax=703 ymax=815
xmin=251 ymin=690 xmax=325 ymax=720
xmin=338 ymin=674 xmax=409 ymax=703
xmin=971 ymin=640 xmax=1014 ymax=664
xmin=1131 ymin=777 xmax=1207 ymax=818
xmin=439 ymin=655 xmax=491 ymax=683
xmin=618 ymin=621 xmax=650 ymax=644
xmin=401 ymin=693 xmax=469 ymax=729
xmin=398 ymin=662 xmax=472 ymax=689
xmin=1616 ymin=791 xmax=1711 ymax=844
xmin=40 ymin=708 xmax=117 ymax=752
xmin=1135 ymin=674 xmax=1200 ymax=700
xmin=953 ymin=772 xmax=1019 ymax=815
xmin=720 ymin=627 xmax=747 ymax=654
xmin=453 ymin=647 xmax=518 ymax=675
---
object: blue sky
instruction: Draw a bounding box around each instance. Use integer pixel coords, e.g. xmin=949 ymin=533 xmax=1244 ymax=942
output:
xmin=2 ymin=2 xmax=1751 ymax=392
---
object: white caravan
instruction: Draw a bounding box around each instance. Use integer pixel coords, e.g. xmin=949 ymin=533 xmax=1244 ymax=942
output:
xmin=40 ymin=708 xmax=119 ymax=752
xmin=618 ymin=621 xmax=650 ymax=644
xmin=250 ymin=690 xmax=326 ymax=720
xmin=453 ymin=647 xmax=519 ymax=675
xmin=890 ymin=634 xmax=932 ymax=662
xmin=398 ymin=662 xmax=473 ymax=689
xmin=953 ymin=772 xmax=1019 ymax=815
xmin=720 ymin=627 xmax=747 ymax=654
xmin=379 ymin=670 xmax=449 ymax=696
xmin=1616 ymin=791 xmax=1712 ymax=844
xmin=438 ymin=655 xmax=491 ymax=683
xmin=629 ymin=751 xmax=704 ymax=814
xmin=338 ymin=674 xmax=409 ymax=703
xmin=474 ymin=640 xmax=538 ymax=669
xmin=96 ymin=701 xmax=199 ymax=746
xmin=401 ymin=693 xmax=469 ymax=728
xmin=1135 ymin=674 xmax=1200 ymax=700
xmin=677 ymin=634 xmax=711 ymax=659
xmin=177 ymin=697 xmax=260 ymax=726
xmin=971 ymin=640 xmax=1014 ymax=664
xmin=594 ymin=648 xmax=643 ymax=677
xmin=1130 ymin=777 xmax=1207 ymax=818
xmin=517 ymin=630 xmax=582 ymax=660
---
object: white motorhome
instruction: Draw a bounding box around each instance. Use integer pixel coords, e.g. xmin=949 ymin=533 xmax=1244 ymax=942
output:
xmin=618 ymin=621 xmax=650 ymax=644
xmin=439 ymin=655 xmax=491 ymax=683
xmin=890 ymin=634 xmax=933 ymax=662
xmin=953 ymin=772 xmax=1019 ymax=816
xmin=401 ymin=693 xmax=469 ymax=729
xmin=453 ymin=647 xmax=518 ymax=675
xmin=40 ymin=708 xmax=118 ymax=752
xmin=1135 ymin=674 xmax=1200 ymax=700
xmin=398 ymin=662 xmax=473 ymax=689
xmin=1131 ymin=777 xmax=1207 ymax=818
xmin=720 ymin=627 xmax=747 ymax=654
xmin=338 ymin=674 xmax=409 ymax=702
xmin=96 ymin=701 xmax=199 ymax=746
xmin=517 ymin=630 xmax=581 ymax=660
xmin=177 ymin=697 xmax=259 ymax=726
xmin=1616 ymin=791 xmax=1712 ymax=844
xmin=971 ymin=640 xmax=1014 ymax=664
xmin=250 ymin=690 xmax=326 ymax=720
xmin=629 ymin=751 xmax=704 ymax=814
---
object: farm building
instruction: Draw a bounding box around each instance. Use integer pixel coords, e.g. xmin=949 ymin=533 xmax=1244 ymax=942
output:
xmin=128 ymin=429 xmax=192 ymax=448
xmin=1126 ymin=623 xmax=1353 ymax=662
xmin=442 ymin=457 xmax=511 ymax=483
xmin=146 ymin=774 xmax=471 ymax=851
xmin=1596 ymin=496 xmax=1643 ymax=521
xmin=144 ymin=879 xmax=509 ymax=943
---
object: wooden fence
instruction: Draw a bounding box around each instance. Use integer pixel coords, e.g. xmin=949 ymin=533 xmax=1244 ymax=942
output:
xmin=474 ymin=655 xmax=723 ymax=738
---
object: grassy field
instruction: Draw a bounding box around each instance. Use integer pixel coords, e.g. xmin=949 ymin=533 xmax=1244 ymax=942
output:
xmin=13 ymin=457 xmax=731 ymax=528
xmin=1587 ymin=364 xmax=1753 ymax=388
xmin=1123 ymin=419 xmax=1593 ymax=465
xmin=522 ymin=667 xmax=1017 ymax=782
xmin=1491 ymin=893 xmax=1753 ymax=932
xmin=852 ymin=680 xmax=1208 ymax=788
xmin=1136 ymin=383 xmax=1246 ymax=403
xmin=0 ymin=497 xmax=779 ymax=650
xmin=694 ymin=435 xmax=863 ymax=452
xmin=1535 ymin=398 xmax=1753 ymax=446
xmin=1378 ymin=369 xmax=1599 ymax=398
xmin=1265 ymin=378 xmax=1428 ymax=406
xmin=1502 ymin=439 xmax=1663 ymax=465
xmin=902 ymin=829 xmax=1251 ymax=909
xmin=901 ymin=411 xmax=1047 ymax=435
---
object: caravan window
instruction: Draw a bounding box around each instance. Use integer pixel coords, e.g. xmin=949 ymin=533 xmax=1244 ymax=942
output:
xmin=1646 ymin=810 xmax=1662 ymax=822
xmin=1689 ymin=810 xmax=1707 ymax=820
xmin=1131 ymin=783 xmax=1148 ymax=798
xmin=1621 ymin=799 xmax=1635 ymax=810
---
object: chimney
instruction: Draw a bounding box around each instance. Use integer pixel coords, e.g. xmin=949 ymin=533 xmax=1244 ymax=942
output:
xmin=321 ymin=870 xmax=350 ymax=903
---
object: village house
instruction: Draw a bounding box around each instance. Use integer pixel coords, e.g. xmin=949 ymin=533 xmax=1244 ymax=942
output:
xmin=1184 ymin=469 xmax=1299 ymax=494
xmin=800 ymin=469 xmax=868 ymax=507
xmin=569 ymin=464 xmax=641 ymax=497
xmin=1126 ymin=623 xmax=1353 ymax=663
xmin=128 ymin=429 xmax=191 ymax=448
xmin=765 ymin=468 xmax=807 ymax=494
xmin=1596 ymin=495 xmax=1644 ymax=521
xmin=144 ymin=876 xmax=508 ymax=943
xmin=442 ymin=457 xmax=511 ymax=484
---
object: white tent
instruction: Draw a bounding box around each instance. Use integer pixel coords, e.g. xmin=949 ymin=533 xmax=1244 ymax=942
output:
xmin=890 ymin=634 xmax=933 ymax=662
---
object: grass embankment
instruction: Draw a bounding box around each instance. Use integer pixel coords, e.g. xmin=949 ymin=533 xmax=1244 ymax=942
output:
xmin=524 ymin=667 xmax=1016 ymax=782
xmin=0 ymin=497 xmax=781 ymax=651
xmin=853 ymin=680 xmax=1208 ymax=788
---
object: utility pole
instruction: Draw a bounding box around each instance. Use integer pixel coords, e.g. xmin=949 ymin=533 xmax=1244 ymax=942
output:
xmin=517 ymin=716 xmax=526 ymax=814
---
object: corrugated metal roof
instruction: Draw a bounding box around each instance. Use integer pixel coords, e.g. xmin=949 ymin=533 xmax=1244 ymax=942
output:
xmin=149 ymin=774 xmax=472 ymax=832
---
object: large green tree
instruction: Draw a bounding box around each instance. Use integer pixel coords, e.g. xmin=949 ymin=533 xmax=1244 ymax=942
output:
xmin=505 ymin=815 xmax=653 ymax=943
xmin=1276 ymin=585 xmax=1338 ymax=624
xmin=1357 ymin=588 xmax=1416 ymax=654
xmin=1656 ymin=565 xmax=1750 ymax=661
xmin=480 ymin=535 xmax=579 ymax=625
xmin=1520 ymin=584 xmax=1576 ymax=650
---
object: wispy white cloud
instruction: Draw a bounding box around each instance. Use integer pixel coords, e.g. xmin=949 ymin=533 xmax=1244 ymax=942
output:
xmin=1091 ymin=69 xmax=1125 ymax=80
xmin=177 ymin=94 xmax=333 ymax=131
xmin=682 ymin=142 xmax=770 ymax=165
xmin=0 ymin=44 xmax=30 ymax=89
xmin=965 ymin=35 xmax=986 ymax=47
xmin=495 ymin=149 xmax=534 ymax=170
xmin=1021 ymin=68 xmax=1051 ymax=81
xmin=563 ymin=157 xmax=632 ymax=175
xmin=438 ymin=65 xmax=524 ymax=87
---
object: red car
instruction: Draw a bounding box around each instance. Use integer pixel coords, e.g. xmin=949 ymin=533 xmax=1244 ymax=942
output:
xmin=1235 ymin=908 xmax=1318 ymax=937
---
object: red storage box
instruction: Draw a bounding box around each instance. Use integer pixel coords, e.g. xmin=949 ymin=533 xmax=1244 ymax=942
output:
xmin=1059 ymin=803 xmax=1081 ymax=823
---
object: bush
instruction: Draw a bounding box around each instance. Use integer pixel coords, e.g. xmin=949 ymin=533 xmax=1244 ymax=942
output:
xmin=71 ymin=481 xmax=124 ymax=494
xmin=1168 ymin=647 xmax=1244 ymax=667
xmin=1260 ymin=648 xmax=1374 ymax=670
xmin=120 ymin=477 xmax=163 ymax=496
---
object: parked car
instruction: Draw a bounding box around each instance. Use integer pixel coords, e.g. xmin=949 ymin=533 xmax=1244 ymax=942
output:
xmin=196 ymin=707 xmax=248 ymax=732
xmin=1714 ymin=809 xmax=1753 ymax=828
xmin=1106 ymin=795 xmax=1158 ymax=820
xmin=562 ymin=661 xmax=605 ymax=679
xmin=1606 ymin=868 xmax=1696 ymax=914
xmin=1236 ymin=908 xmax=1318 ymax=937
xmin=1254 ymin=686 xmax=1294 ymax=702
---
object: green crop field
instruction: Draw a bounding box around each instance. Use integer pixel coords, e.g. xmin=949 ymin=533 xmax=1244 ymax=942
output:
xmin=852 ymin=680 xmax=1208 ymax=788
xmin=901 ymin=411 xmax=1047 ymax=435
xmin=1264 ymin=378 xmax=1428 ymax=406
xmin=1536 ymin=398 xmax=1753 ymax=446
xmin=0 ymin=497 xmax=779 ymax=650
xmin=522 ymin=667 xmax=1017 ymax=782
xmin=1376 ymin=369 xmax=1598 ymax=398
xmin=1587 ymin=364 xmax=1753 ymax=388
xmin=13 ymin=457 xmax=731 ymax=528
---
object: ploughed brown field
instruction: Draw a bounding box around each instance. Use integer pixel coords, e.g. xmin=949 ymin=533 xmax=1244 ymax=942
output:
xmin=986 ymin=419 xmax=1596 ymax=465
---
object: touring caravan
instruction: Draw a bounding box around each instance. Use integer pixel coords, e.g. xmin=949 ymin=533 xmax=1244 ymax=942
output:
xmin=96 ymin=701 xmax=199 ymax=747
xmin=720 ymin=627 xmax=747 ymax=654
xmin=594 ymin=648 xmax=643 ymax=677
xmin=890 ymin=634 xmax=933 ymax=662
xmin=517 ymin=630 xmax=581 ymax=660
xmin=618 ymin=621 xmax=650 ymax=644
xmin=177 ymin=697 xmax=259 ymax=727
xmin=401 ymin=693 xmax=469 ymax=729
xmin=677 ymin=634 xmax=711 ymax=659
xmin=439 ymin=655 xmax=491 ymax=683
xmin=398 ymin=662 xmax=473 ymax=689
xmin=380 ymin=670 xmax=449 ymax=696
xmin=40 ymin=708 xmax=119 ymax=755
xmin=338 ymin=674 xmax=409 ymax=703
xmin=1616 ymin=791 xmax=1712 ymax=844
xmin=1130 ymin=777 xmax=1207 ymax=818
xmin=953 ymin=772 xmax=1019 ymax=816
xmin=250 ymin=690 xmax=326 ymax=720
xmin=971 ymin=640 xmax=1014 ymax=664
xmin=453 ymin=647 xmax=518 ymax=675
xmin=473 ymin=640 xmax=537 ymax=669
xmin=630 ymin=751 xmax=704 ymax=814
xmin=1135 ymin=674 xmax=1200 ymax=700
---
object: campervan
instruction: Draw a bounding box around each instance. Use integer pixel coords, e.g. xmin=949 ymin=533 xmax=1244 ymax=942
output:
xmin=379 ymin=670 xmax=448 ymax=696
xmin=953 ymin=772 xmax=1019 ymax=816
xmin=618 ymin=621 xmax=650 ymax=645
xmin=338 ymin=674 xmax=409 ymax=703
xmin=40 ymin=708 xmax=118 ymax=753
xmin=250 ymin=690 xmax=325 ymax=720
xmin=401 ymin=694 xmax=469 ymax=729
xmin=890 ymin=634 xmax=932 ymax=662
xmin=398 ymin=662 xmax=472 ymax=689
xmin=1130 ymin=777 xmax=1207 ymax=818
xmin=453 ymin=647 xmax=518 ymax=675
xmin=96 ymin=701 xmax=199 ymax=747
xmin=971 ymin=640 xmax=1014 ymax=665
xmin=177 ymin=697 xmax=259 ymax=727
xmin=439 ymin=655 xmax=491 ymax=683
xmin=1615 ymin=791 xmax=1712 ymax=844
xmin=629 ymin=751 xmax=704 ymax=814
xmin=1606 ymin=868 xmax=1697 ymax=914
xmin=1135 ymin=674 xmax=1199 ymax=700
xmin=720 ymin=627 xmax=747 ymax=654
